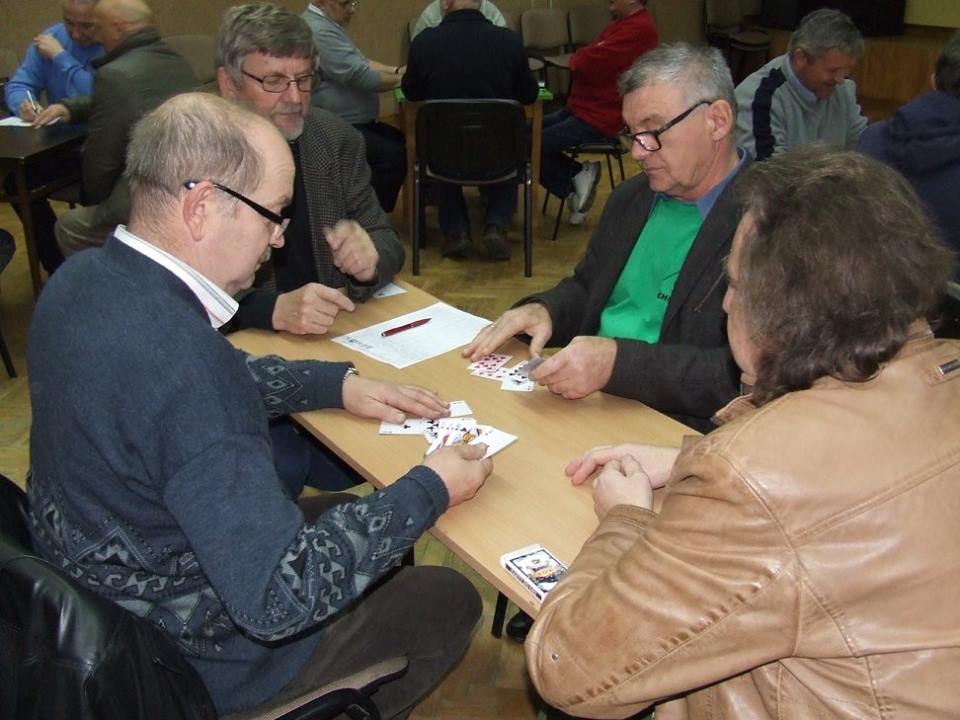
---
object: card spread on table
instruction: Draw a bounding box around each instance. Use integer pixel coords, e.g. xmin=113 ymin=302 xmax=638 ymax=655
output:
xmin=468 ymin=353 xmax=512 ymax=373
xmin=378 ymin=404 xmax=515 ymax=459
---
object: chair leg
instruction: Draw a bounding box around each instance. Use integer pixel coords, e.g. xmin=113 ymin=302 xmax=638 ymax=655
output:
xmin=616 ymin=152 xmax=625 ymax=183
xmin=412 ymin=166 xmax=421 ymax=276
xmin=605 ymin=154 xmax=615 ymax=190
xmin=552 ymin=192 xmax=564 ymax=242
xmin=524 ymin=169 xmax=533 ymax=277
xmin=492 ymin=591 xmax=509 ymax=638
xmin=0 ymin=321 xmax=15 ymax=378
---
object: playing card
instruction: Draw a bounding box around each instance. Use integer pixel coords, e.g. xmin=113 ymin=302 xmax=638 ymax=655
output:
xmin=472 ymin=366 xmax=512 ymax=381
xmin=379 ymin=418 xmax=432 ymax=435
xmin=424 ymin=417 xmax=477 ymax=443
xmin=425 ymin=418 xmax=482 ymax=454
xmin=470 ymin=425 xmax=517 ymax=458
xmin=447 ymin=400 xmax=473 ymax=417
xmin=521 ymin=356 xmax=545 ymax=377
xmin=467 ymin=353 xmax=512 ymax=373
xmin=501 ymin=375 xmax=535 ymax=392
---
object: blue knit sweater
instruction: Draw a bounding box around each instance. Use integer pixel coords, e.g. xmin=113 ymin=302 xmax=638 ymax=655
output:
xmin=26 ymin=238 xmax=450 ymax=713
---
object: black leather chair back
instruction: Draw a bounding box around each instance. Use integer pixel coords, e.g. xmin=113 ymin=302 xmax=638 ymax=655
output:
xmin=0 ymin=474 xmax=218 ymax=720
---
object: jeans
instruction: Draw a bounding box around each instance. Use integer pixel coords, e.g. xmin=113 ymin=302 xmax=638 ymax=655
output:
xmin=435 ymin=182 xmax=517 ymax=236
xmin=539 ymin=108 xmax=609 ymax=199
xmin=270 ymin=417 xmax=363 ymax=498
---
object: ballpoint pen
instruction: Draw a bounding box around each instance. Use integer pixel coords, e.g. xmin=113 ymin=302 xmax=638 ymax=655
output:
xmin=381 ymin=317 xmax=431 ymax=337
xmin=26 ymin=90 xmax=41 ymax=115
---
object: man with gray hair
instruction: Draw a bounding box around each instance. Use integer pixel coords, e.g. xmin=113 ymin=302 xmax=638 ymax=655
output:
xmin=26 ymin=91 xmax=490 ymax=717
xmin=735 ymin=8 xmax=867 ymax=160
xmin=217 ymin=3 xmax=403 ymax=337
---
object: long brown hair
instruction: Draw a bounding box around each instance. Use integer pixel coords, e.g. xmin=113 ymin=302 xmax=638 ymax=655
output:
xmin=736 ymin=146 xmax=957 ymax=405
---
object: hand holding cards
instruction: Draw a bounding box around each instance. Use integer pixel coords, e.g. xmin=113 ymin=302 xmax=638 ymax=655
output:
xmin=469 ymin=354 xmax=544 ymax=392
xmin=501 ymin=544 xmax=568 ymax=602
xmin=379 ymin=403 xmax=517 ymax=459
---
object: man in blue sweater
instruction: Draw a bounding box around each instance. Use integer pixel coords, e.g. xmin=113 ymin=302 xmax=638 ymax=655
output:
xmin=26 ymin=92 xmax=491 ymax=717
xmin=4 ymin=0 xmax=103 ymax=120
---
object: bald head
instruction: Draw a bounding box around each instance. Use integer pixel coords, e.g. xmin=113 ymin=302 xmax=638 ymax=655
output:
xmin=94 ymin=0 xmax=153 ymax=51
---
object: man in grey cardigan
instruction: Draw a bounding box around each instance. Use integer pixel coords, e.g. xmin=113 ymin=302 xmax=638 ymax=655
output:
xmin=303 ymin=0 xmax=406 ymax=213
xmin=735 ymin=8 xmax=867 ymax=160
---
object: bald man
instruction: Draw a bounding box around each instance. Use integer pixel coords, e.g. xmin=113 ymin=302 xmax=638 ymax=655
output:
xmin=34 ymin=0 xmax=198 ymax=262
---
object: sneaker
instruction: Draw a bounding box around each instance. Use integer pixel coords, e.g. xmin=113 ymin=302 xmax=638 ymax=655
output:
xmin=505 ymin=610 xmax=533 ymax=643
xmin=482 ymin=224 xmax=511 ymax=261
xmin=571 ymin=160 xmax=601 ymax=214
xmin=568 ymin=209 xmax=587 ymax=226
xmin=441 ymin=232 xmax=471 ymax=258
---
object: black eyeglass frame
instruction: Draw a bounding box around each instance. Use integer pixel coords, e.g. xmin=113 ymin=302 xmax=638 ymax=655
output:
xmin=240 ymin=69 xmax=314 ymax=93
xmin=183 ymin=180 xmax=288 ymax=231
xmin=619 ymin=99 xmax=715 ymax=152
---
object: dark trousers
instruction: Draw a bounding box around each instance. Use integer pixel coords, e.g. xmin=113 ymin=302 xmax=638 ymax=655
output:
xmin=435 ymin=182 xmax=517 ymax=236
xmin=270 ymin=418 xmax=363 ymax=497
xmin=275 ymin=495 xmax=482 ymax=720
xmin=3 ymin=157 xmax=77 ymax=275
xmin=539 ymin=108 xmax=609 ymax=199
xmin=355 ymin=121 xmax=406 ymax=213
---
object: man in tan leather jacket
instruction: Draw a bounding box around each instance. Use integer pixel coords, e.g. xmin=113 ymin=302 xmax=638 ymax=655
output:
xmin=526 ymin=147 xmax=960 ymax=719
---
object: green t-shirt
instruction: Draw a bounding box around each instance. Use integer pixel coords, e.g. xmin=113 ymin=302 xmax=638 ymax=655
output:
xmin=597 ymin=196 xmax=704 ymax=342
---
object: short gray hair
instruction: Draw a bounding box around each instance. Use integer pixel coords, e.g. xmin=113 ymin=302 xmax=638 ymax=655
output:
xmin=618 ymin=43 xmax=736 ymax=124
xmin=787 ymin=8 xmax=864 ymax=59
xmin=125 ymin=93 xmax=264 ymax=221
xmin=935 ymin=31 xmax=960 ymax=97
xmin=216 ymin=3 xmax=317 ymax=87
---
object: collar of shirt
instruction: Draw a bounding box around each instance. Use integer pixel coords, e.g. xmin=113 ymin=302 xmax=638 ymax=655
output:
xmin=113 ymin=224 xmax=239 ymax=328
xmin=783 ymin=53 xmax=818 ymax=104
xmin=306 ymin=3 xmax=327 ymax=18
xmin=652 ymin=146 xmax=749 ymax=219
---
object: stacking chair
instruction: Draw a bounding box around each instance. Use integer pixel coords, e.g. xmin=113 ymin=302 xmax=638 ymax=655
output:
xmin=541 ymin=4 xmax=611 ymax=78
xmin=0 ymin=473 xmax=408 ymax=720
xmin=704 ymin=0 xmax=770 ymax=83
xmin=542 ymin=141 xmax=627 ymax=241
xmin=412 ymin=99 xmax=534 ymax=276
xmin=520 ymin=9 xmax=569 ymax=85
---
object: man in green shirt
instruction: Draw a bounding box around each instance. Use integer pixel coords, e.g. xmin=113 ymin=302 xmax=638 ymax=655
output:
xmin=465 ymin=44 xmax=747 ymax=434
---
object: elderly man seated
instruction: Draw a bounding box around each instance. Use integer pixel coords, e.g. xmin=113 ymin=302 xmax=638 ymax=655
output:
xmin=526 ymin=146 xmax=960 ymax=719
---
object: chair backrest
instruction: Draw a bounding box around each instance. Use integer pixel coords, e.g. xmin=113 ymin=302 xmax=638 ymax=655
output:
xmin=568 ymin=5 xmax=611 ymax=47
xmin=0 ymin=475 xmax=217 ymax=720
xmin=705 ymin=0 xmax=744 ymax=32
xmin=164 ymin=34 xmax=216 ymax=87
xmin=409 ymin=16 xmax=419 ymax=41
xmin=415 ymin=99 xmax=528 ymax=184
xmin=520 ymin=9 xmax=569 ymax=54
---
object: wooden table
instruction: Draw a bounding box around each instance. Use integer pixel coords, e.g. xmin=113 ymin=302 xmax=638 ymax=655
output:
xmin=230 ymin=281 xmax=693 ymax=619
xmin=0 ymin=122 xmax=85 ymax=298
xmin=397 ymin=88 xmax=550 ymax=247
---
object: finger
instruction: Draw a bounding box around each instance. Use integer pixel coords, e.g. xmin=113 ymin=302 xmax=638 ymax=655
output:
xmin=530 ymin=352 xmax=564 ymax=383
xmin=314 ymin=285 xmax=356 ymax=312
xmin=457 ymin=443 xmax=487 ymax=461
xmin=620 ymin=453 xmax=647 ymax=480
xmin=322 ymin=225 xmax=345 ymax=252
xmin=528 ymin=325 xmax=551 ymax=357
xmin=462 ymin=326 xmax=494 ymax=358
xmin=470 ymin=325 xmax=514 ymax=360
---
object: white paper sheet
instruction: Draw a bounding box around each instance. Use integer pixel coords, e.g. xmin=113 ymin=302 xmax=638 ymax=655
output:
xmin=371 ymin=282 xmax=406 ymax=299
xmin=332 ymin=301 xmax=490 ymax=368
xmin=0 ymin=117 xmax=31 ymax=127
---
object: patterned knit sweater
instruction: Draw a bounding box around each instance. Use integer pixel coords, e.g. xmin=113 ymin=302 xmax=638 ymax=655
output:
xmin=26 ymin=238 xmax=449 ymax=713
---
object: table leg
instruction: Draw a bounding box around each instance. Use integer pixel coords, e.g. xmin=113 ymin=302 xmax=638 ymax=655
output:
xmin=401 ymin=102 xmax=417 ymax=251
xmin=13 ymin=163 xmax=43 ymax=299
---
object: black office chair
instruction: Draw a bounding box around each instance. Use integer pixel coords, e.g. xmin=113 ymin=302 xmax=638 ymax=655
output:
xmin=0 ymin=474 xmax=407 ymax=720
xmin=542 ymin=140 xmax=626 ymax=241
xmin=412 ymin=99 xmax=534 ymax=277
xmin=934 ymin=281 xmax=960 ymax=339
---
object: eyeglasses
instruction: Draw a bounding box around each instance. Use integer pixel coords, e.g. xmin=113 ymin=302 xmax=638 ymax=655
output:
xmin=241 ymin=69 xmax=314 ymax=93
xmin=184 ymin=180 xmax=290 ymax=238
xmin=619 ymin=100 xmax=714 ymax=152
xmin=337 ymin=0 xmax=358 ymax=7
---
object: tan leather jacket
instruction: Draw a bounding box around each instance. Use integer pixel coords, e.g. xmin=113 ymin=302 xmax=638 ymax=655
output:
xmin=527 ymin=329 xmax=960 ymax=719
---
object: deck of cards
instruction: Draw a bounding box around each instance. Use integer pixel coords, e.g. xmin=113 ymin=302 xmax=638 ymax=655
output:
xmin=468 ymin=354 xmax=544 ymax=392
xmin=379 ymin=401 xmax=517 ymax=459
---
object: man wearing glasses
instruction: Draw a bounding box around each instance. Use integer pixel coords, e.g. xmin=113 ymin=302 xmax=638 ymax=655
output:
xmin=466 ymin=44 xmax=747 ymax=436
xmin=27 ymin=91 xmax=489 ymax=717
xmin=304 ymin=0 xmax=407 ymax=214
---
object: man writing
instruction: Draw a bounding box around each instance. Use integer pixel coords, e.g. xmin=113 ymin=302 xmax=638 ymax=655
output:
xmin=27 ymin=91 xmax=491 ymax=717
xmin=735 ymin=8 xmax=866 ymax=160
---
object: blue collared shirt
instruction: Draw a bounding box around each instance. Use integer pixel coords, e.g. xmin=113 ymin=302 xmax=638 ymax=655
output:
xmin=4 ymin=23 xmax=103 ymax=115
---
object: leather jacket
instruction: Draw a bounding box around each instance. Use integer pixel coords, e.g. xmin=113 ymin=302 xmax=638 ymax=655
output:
xmin=526 ymin=328 xmax=960 ymax=718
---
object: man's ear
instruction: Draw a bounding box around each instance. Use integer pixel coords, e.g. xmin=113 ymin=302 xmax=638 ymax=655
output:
xmin=182 ymin=181 xmax=215 ymax=243
xmin=707 ymin=99 xmax=734 ymax=140
xmin=217 ymin=67 xmax=238 ymax=99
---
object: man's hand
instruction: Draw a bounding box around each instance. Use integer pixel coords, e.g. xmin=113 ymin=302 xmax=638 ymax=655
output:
xmin=272 ymin=284 xmax=356 ymax=335
xmin=324 ymin=220 xmax=379 ymax=283
xmin=18 ymin=99 xmax=39 ymax=122
xmin=566 ymin=443 xmax=680 ymax=487
xmin=422 ymin=444 xmax=493 ymax=507
xmin=31 ymin=103 xmax=70 ymax=127
xmin=343 ymin=374 xmax=449 ymax=424
xmin=530 ymin=335 xmax=616 ymax=399
xmin=462 ymin=303 xmax=553 ymax=361
xmin=592 ymin=455 xmax=654 ymax=519
xmin=34 ymin=33 xmax=65 ymax=59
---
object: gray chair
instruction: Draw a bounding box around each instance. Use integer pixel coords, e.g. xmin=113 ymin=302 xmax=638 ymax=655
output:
xmin=705 ymin=0 xmax=770 ymax=83
xmin=520 ymin=9 xmax=569 ymax=84
xmin=542 ymin=4 xmax=611 ymax=74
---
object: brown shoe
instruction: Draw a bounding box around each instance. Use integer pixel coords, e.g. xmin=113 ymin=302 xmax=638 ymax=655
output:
xmin=482 ymin=225 xmax=510 ymax=261
xmin=442 ymin=232 xmax=471 ymax=258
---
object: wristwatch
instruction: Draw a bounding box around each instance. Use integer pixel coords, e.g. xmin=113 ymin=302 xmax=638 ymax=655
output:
xmin=343 ymin=366 xmax=359 ymax=383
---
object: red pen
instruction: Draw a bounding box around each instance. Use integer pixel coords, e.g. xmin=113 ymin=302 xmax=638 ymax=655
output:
xmin=381 ymin=317 xmax=431 ymax=337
